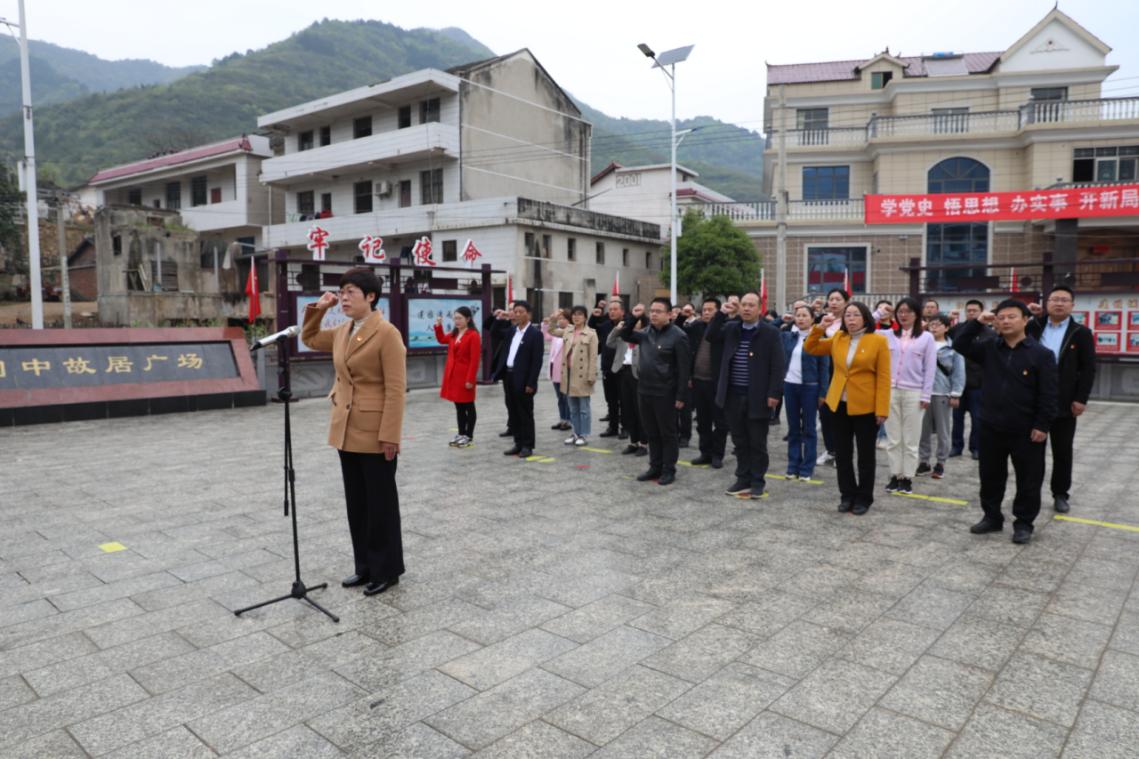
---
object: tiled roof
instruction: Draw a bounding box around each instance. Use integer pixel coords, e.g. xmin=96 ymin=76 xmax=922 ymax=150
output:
xmin=767 ymin=52 xmax=1001 ymax=85
xmin=89 ymin=137 xmax=257 ymax=185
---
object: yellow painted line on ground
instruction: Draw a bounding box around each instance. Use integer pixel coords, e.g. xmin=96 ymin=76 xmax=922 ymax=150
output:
xmin=99 ymin=542 xmax=127 ymax=553
xmin=1054 ymin=515 xmax=1139 ymax=534
xmin=677 ymin=461 xmax=708 ymax=468
xmin=768 ymin=474 xmax=823 ymax=486
xmin=890 ymin=491 xmax=970 ymax=506
xmin=524 ymin=455 xmax=557 ymax=463
xmin=580 ymin=447 xmax=613 ymax=454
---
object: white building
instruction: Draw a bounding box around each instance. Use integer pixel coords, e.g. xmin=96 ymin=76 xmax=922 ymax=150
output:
xmin=588 ymin=162 xmax=738 ymax=232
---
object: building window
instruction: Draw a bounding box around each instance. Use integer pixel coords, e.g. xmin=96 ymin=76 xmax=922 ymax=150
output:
xmin=931 ymin=107 xmax=969 ymax=134
xmin=320 ymin=193 xmax=332 ymax=216
xmin=353 ymin=116 xmax=373 ymax=139
xmin=354 ymin=181 xmax=373 ymax=214
xmin=420 ymin=169 xmax=443 ymax=204
xmin=190 ymin=175 xmax=208 ymax=207
xmin=806 ymin=246 xmax=867 ymax=294
xmin=558 ymin=292 xmax=574 ymax=310
xmin=802 ymin=166 xmax=849 ymax=201
xmin=870 ymin=71 xmax=893 ymax=89
xmin=542 ymin=234 xmax=552 ymax=259
xmin=127 ymin=188 xmax=142 ymax=206
xmin=319 ymin=126 xmax=331 ymax=146
xmin=399 ymin=179 xmax=412 ymax=208
xmin=645 ymin=251 xmax=652 ymax=269
xmin=210 ymin=187 xmax=222 ymax=204
xmin=420 ymin=98 xmax=440 ymax=124
xmin=622 ymin=248 xmax=629 ymax=267
xmin=165 ymin=182 xmax=181 ymax=210
xmin=796 ymin=108 xmax=828 ymax=131
xmin=524 ymin=232 xmax=537 ymax=258
xmin=1073 ymin=146 xmax=1139 ymax=183
xmin=398 ymin=105 xmax=412 ymax=129
xmin=927 ymin=157 xmax=990 ymax=291
xmin=567 ymin=237 xmax=576 ymax=262
xmin=595 ymin=242 xmax=605 ymax=265
xmin=296 ymin=190 xmax=314 ymax=217
xmin=442 ymin=240 xmax=457 ymax=262
xmin=112 ymin=235 xmax=122 ymax=256
xmin=153 ymin=199 xmax=162 ymax=209
xmin=298 ymin=130 xmax=314 ymax=151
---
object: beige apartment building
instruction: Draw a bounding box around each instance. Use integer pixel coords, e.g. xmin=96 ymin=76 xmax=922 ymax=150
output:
xmin=731 ymin=8 xmax=1139 ymax=309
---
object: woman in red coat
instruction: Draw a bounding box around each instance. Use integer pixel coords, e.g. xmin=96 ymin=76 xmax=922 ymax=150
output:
xmin=434 ymin=306 xmax=482 ymax=447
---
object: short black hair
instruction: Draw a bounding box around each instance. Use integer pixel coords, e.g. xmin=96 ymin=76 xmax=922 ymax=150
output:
xmin=703 ymin=297 xmax=722 ymax=309
xmin=922 ymin=297 xmax=940 ymax=309
xmin=927 ymin=312 xmax=952 ymax=328
xmin=875 ymin=299 xmax=892 ymax=309
xmin=827 ymin=287 xmax=850 ymax=302
xmin=965 ymin=299 xmax=984 ymax=310
xmin=570 ymin=305 xmax=588 ymax=318
xmin=512 ymin=299 xmax=532 ymax=313
xmin=840 ymin=301 xmax=876 ymax=333
xmin=995 ymin=298 xmax=1031 ymax=317
xmin=1047 ymin=285 xmax=1075 ymax=300
xmin=651 ymin=296 xmax=672 ymax=311
xmin=339 ymin=267 xmax=382 ymax=309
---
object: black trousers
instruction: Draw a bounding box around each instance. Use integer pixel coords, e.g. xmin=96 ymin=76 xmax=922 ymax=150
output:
xmin=831 ymin=402 xmax=879 ymax=508
xmin=602 ymin=369 xmax=621 ymax=431
xmin=1049 ymin=415 xmax=1077 ymax=499
xmin=678 ymin=403 xmax=693 ymax=442
xmin=639 ymin=393 xmax=680 ymax=475
xmin=693 ymin=378 xmax=728 ymax=458
xmin=725 ymin=390 xmax=771 ymax=488
xmin=819 ymin=403 xmax=837 ymax=455
xmin=618 ymin=367 xmax=646 ymax=444
xmin=455 ymin=402 xmax=476 ymax=438
xmin=978 ymin=423 xmax=1046 ymax=529
xmin=503 ymin=375 xmax=535 ymax=449
xmin=337 ymin=450 xmax=404 ymax=581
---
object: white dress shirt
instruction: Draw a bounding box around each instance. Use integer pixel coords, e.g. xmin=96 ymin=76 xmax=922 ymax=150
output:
xmin=506 ymin=325 xmax=526 ymax=368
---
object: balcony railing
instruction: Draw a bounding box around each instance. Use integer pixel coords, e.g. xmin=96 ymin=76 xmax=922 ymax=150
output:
xmin=764 ymin=128 xmax=866 ymax=149
xmin=1021 ymin=96 xmax=1139 ymax=126
xmin=869 ymin=110 xmax=1021 ymax=138
xmin=695 ymin=201 xmax=775 ymax=221
xmin=788 ymin=198 xmax=864 ymax=221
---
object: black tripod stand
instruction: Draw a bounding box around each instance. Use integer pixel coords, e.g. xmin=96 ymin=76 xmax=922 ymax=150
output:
xmin=235 ymin=334 xmax=339 ymax=623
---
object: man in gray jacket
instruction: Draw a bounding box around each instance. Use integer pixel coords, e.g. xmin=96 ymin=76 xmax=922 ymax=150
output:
xmin=606 ymin=305 xmax=648 ymax=456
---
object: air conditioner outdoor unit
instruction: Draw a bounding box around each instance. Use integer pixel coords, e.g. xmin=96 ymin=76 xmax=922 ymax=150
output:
xmin=375 ymin=180 xmax=393 ymax=197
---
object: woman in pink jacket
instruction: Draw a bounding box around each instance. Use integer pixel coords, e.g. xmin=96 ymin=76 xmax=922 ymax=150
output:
xmin=541 ymin=309 xmax=572 ymax=431
xmin=879 ymin=297 xmax=938 ymax=495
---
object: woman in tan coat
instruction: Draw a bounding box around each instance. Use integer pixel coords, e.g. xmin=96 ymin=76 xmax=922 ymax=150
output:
xmin=549 ymin=305 xmax=598 ymax=446
xmin=301 ymin=267 xmax=407 ymax=596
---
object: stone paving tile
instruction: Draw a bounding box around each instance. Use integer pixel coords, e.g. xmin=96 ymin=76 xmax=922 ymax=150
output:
xmin=101 ymin=726 xmax=215 ymax=759
xmin=986 ymin=652 xmax=1094 ymax=728
xmin=1020 ymin=612 xmax=1113 ymax=669
xmin=625 ymin=594 xmax=736 ymax=640
xmin=1088 ymin=649 xmax=1139 ymax=713
xmin=656 ymin=661 xmax=795 ymax=740
xmin=0 ymin=596 xmax=143 ymax=651
xmin=640 ymin=622 xmax=755 ymax=683
xmin=350 ymin=721 xmax=472 ymax=759
xmin=1063 ymin=699 xmax=1139 ymax=759
xmin=705 ymin=710 xmax=839 ymax=758
xmin=129 ymin=630 xmax=288 ymax=694
xmin=834 ymin=616 xmax=943 ymax=675
xmin=438 ymin=628 xmax=577 ymax=691
xmin=0 ymin=674 xmax=36 ymax=710
xmin=0 ymin=672 xmax=149 ymax=751
xmin=589 ymin=715 xmax=717 ymax=758
xmin=539 ymin=624 xmax=671 ymax=687
xmin=22 ymin=631 xmax=195 ymax=698
xmin=226 ymin=723 xmax=347 ymax=759
xmin=885 ymin=581 xmax=976 ymax=631
xmin=544 ymin=664 xmax=690 ymax=746
xmin=336 ymin=629 xmax=481 ymax=692
xmin=738 ymin=620 xmax=852 ymax=679
xmin=945 ymin=702 xmax=1069 ymax=759
xmin=967 ymin=583 xmax=1051 ymax=627
xmin=713 ymin=590 xmax=817 ymax=638
xmin=770 ymin=657 xmax=897 ymax=734
xmin=446 ymin=594 xmax=571 ymax=646
xmin=930 ymin=613 xmax=1028 ymax=672
xmin=0 ymin=729 xmax=88 ymax=759
xmin=829 ymin=707 xmax=955 ymax=759
xmin=1046 ymin=581 xmax=1129 ymax=626
xmin=537 ymin=593 xmax=657 ymax=644
xmin=879 ymin=655 xmax=994 ymax=731
xmin=1108 ymin=609 xmax=1139 ymax=657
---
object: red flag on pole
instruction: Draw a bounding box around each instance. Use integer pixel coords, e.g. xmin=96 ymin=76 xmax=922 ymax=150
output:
xmin=611 ymin=270 xmax=620 ymax=296
xmin=1010 ymin=266 xmax=1020 ymax=293
xmin=759 ymin=268 xmax=768 ymax=314
xmin=843 ymin=266 xmax=851 ymax=297
xmin=506 ymin=274 xmax=514 ymax=304
xmin=244 ymin=260 xmax=260 ymax=323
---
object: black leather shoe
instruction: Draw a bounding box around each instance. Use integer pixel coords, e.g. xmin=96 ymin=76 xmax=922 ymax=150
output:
xmin=971 ymin=451 xmax=980 ymax=461
xmin=636 ymin=469 xmax=661 ymax=482
xmin=1012 ymin=525 xmax=1033 ymax=544
xmin=837 ymin=500 xmax=853 ymax=513
xmin=499 ymin=429 xmax=513 ymax=438
xmin=634 ymin=446 xmax=648 ymax=457
xmin=658 ymin=472 xmax=676 ymax=486
xmin=690 ymin=454 xmax=712 ymax=466
xmin=725 ymin=480 xmax=750 ymax=496
xmin=341 ymin=574 xmax=368 ymax=588
xmin=851 ymin=502 xmax=870 ymax=515
xmin=711 ymin=457 xmax=723 ymax=469
xmin=518 ymin=448 xmax=533 ymax=458
xmin=599 ymin=429 xmax=620 ymax=438
xmin=1054 ymin=496 xmax=1071 ymax=514
xmin=617 ymin=431 xmax=629 ymax=440
xmin=621 ymin=444 xmax=639 ymax=455
xmin=599 ymin=415 xmax=611 ymax=423
xmin=970 ymin=518 xmax=1003 ymax=534
xmin=949 ymin=448 xmax=963 ymax=458
xmin=363 ymin=577 xmax=399 ymax=596
xmin=504 ymin=445 xmax=522 ymax=456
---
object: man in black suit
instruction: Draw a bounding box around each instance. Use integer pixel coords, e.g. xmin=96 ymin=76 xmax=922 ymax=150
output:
xmin=590 ymin=298 xmax=626 ymax=437
xmin=485 ymin=309 xmax=514 ymax=438
xmin=686 ymin=297 xmax=728 ymax=469
xmin=491 ymin=300 xmax=544 ymax=457
xmin=1027 ymin=286 xmax=1096 ymax=514
xmin=708 ymin=292 xmax=785 ymax=499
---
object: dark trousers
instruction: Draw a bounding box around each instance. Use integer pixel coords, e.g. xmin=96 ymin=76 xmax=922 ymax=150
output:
xmin=978 ymin=423 xmax=1046 ymax=529
xmin=952 ymin=386 xmax=982 ymax=454
xmin=503 ymin=375 xmax=535 ymax=449
xmin=1048 ymin=415 xmax=1077 ymax=500
xmin=618 ymin=367 xmax=645 ymax=444
xmin=455 ymin=402 xmax=476 ymax=438
xmin=602 ymin=369 xmax=621 ymax=431
xmin=678 ymin=403 xmax=693 ymax=442
xmin=725 ymin=390 xmax=771 ymax=488
xmin=832 ymin=402 xmax=879 ymax=508
xmin=819 ymin=403 xmax=836 ymax=455
xmin=693 ymin=378 xmax=728 ymax=458
xmin=337 ymin=450 xmax=404 ymax=580
xmin=784 ymin=382 xmax=820 ymax=477
xmin=639 ymin=393 xmax=680 ymax=475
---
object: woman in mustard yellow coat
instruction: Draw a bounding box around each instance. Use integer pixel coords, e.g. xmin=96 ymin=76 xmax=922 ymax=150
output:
xmin=302 ymin=267 xmax=407 ymax=596
xmin=805 ymin=301 xmax=891 ymax=515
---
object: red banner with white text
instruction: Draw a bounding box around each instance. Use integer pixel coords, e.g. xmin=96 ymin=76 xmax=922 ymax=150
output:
xmin=865 ymin=185 xmax=1139 ymax=225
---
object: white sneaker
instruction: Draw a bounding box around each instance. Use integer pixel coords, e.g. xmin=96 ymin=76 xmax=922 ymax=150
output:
xmin=574 ymin=436 xmax=587 ymax=446
xmin=877 ymin=438 xmax=888 ymax=450
xmin=449 ymin=434 xmax=461 ymax=447
xmin=564 ymin=435 xmax=577 ymax=445
xmin=816 ymin=452 xmax=834 ymax=466
xmin=456 ymin=435 xmax=471 ymax=448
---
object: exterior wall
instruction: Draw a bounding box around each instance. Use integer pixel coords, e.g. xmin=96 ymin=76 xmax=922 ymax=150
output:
xmin=280 ymin=157 xmax=461 ymax=219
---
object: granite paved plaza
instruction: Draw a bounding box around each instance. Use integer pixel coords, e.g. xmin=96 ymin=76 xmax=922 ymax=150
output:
xmin=3 ymin=385 xmax=1139 ymax=758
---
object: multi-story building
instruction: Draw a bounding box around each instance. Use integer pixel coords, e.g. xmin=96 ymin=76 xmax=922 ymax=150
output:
xmin=724 ymin=8 xmax=1139 ymax=310
xmin=589 ymin=162 xmax=737 ymax=231
xmin=258 ymin=49 xmax=662 ymax=313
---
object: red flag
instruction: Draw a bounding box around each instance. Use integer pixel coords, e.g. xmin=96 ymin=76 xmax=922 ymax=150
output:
xmin=244 ymin=260 xmax=260 ymax=323
xmin=506 ymin=274 xmax=513 ymax=304
xmin=759 ymin=268 xmax=768 ymax=314
xmin=843 ymin=266 xmax=850 ymax=296
xmin=611 ymin=270 xmax=620 ymax=296
xmin=1010 ymin=267 xmax=1020 ymax=293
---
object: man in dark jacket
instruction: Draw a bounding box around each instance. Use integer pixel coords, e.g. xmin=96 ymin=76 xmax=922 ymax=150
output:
xmin=949 ymin=299 xmax=989 ymax=459
xmin=590 ymin=298 xmax=625 ymax=437
xmin=1026 ymin=286 xmax=1096 ymax=514
xmin=709 ymin=292 xmax=785 ymax=499
xmin=954 ymin=300 xmax=1058 ymax=545
xmin=485 ymin=309 xmax=514 ymax=437
xmin=686 ymin=297 xmax=729 ymax=468
xmin=490 ymin=300 xmax=544 ymax=458
xmin=614 ymin=297 xmax=691 ymax=486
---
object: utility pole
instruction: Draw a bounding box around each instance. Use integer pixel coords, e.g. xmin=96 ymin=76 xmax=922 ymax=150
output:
xmin=669 ymin=61 xmax=678 ymax=307
xmin=13 ymin=0 xmax=42 ymax=328
xmin=55 ymin=196 xmax=71 ymax=328
xmin=775 ymin=84 xmax=788 ymax=314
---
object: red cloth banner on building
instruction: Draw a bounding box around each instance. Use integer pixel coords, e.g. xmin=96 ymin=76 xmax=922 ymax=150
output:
xmin=865 ymin=185 xmax=1139 ymax=225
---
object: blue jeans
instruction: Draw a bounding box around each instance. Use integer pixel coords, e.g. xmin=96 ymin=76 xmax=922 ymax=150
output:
xmin=784 ymin=382 xmax=820 ymax=477
xmin=553 ymin=382 xmax=570 ymax=422
xmin=568 ymin=396 xmax=591 ymax=437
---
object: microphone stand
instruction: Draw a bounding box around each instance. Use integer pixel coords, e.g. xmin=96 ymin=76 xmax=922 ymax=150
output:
xmin=235 ymin=332 xmax=339 ymax=623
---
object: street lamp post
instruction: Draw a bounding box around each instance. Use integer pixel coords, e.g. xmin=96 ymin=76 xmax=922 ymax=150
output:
xmin=638 ymin=43 xmax=693 ymax=307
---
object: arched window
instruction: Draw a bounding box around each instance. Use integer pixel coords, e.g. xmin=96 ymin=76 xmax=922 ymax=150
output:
xmin=927 ymin=157 xmax=990 ymax=291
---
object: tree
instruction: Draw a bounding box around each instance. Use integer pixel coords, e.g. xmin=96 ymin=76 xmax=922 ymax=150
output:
xmin=661 ymin=209 xmax=760 ymax=298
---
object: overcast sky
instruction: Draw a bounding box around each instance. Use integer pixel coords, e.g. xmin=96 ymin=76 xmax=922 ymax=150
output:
xmin=17 ymin=0 xmax=1139 ymax=129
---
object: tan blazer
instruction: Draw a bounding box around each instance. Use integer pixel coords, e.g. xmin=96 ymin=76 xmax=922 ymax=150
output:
xmin=550 ymin=324 xmax=599 ymax=397
xmin=301 ymin=305 xmax=407 ymax=453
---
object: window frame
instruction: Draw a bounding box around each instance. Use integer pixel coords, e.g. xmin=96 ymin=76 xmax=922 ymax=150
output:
xmin=353 ymin=180 xmax=373 ymax=214
xmin=353 ymin=116 xmax=373 ymax=139
xmin=190 ymin=175 xmax=208 ymax=207
xmin=296 ymin=190 xmax=315 ymax=217
xmin=804 ymin=244 xmax=870 ymax=294
xmin=298 ymin=130 xmax=314 ymax=152
xmin=164 ymin=182 xmax=181 ymax=210
xmin=419 ymin=168 xmax=443 ymax=204
xmin=801 ymin=165 xmax=850 ymax=201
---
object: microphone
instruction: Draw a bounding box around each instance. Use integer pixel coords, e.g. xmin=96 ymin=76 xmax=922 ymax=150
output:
xmin=250 ymin=325 xmax=300 ymax=351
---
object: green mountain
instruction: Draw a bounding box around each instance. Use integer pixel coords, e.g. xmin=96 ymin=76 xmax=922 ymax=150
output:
xmin=0 ymin=20 xmax=763 ymax=199
xmin=0 ymin=36 xmax=203 ymax=113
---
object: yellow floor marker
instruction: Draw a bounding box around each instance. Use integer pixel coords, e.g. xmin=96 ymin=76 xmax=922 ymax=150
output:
xmin=677 ymin=461 xmax=708 ymax=468
xmin=580 ymin=447 xmax=613 ymax=454
xmin=525 ymin=455 xmax=556 ymax=463
xmin=99 ymin=542 xmax=127 ymax=553
xmin=891 ymin=492 xmax=969 ymax=506
xmin=1054 ymin=515 xmax=1139 ymax=534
